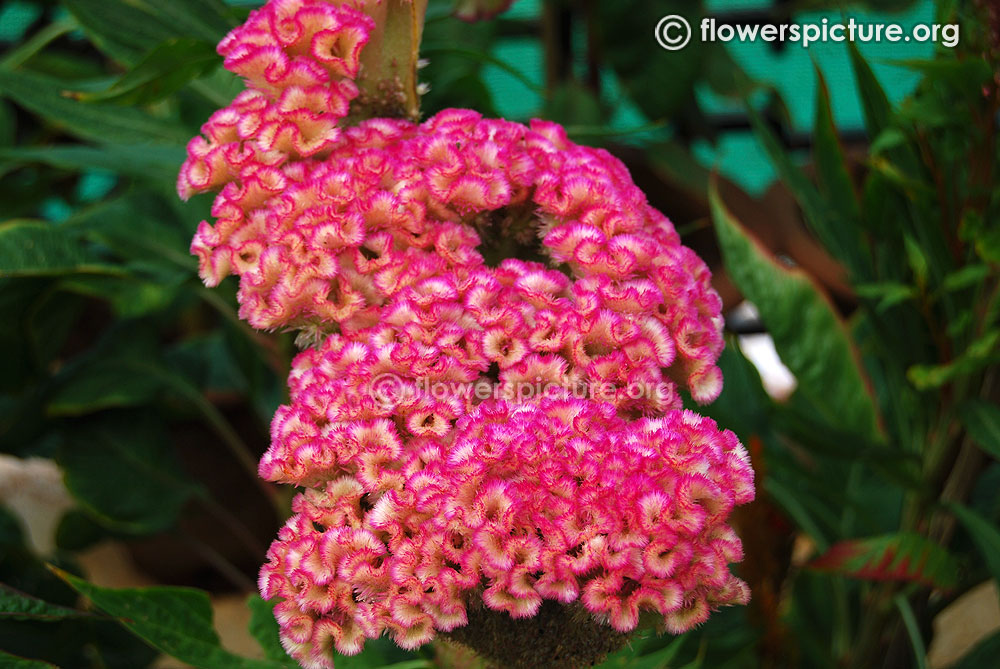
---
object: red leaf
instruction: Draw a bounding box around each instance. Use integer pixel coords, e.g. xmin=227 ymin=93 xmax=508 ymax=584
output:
xmin=807 ymin=532 xmax=957 ymax=588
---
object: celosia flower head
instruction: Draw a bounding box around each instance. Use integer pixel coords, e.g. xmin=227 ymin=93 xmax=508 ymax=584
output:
xmin=181 ymin=2 xmax=754 ymax=667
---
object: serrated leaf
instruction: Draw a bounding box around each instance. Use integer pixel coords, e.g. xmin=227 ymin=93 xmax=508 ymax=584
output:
xmin=56 ymin=413 xmax=197 ymax=534
xmin=961 ymin=400 xmax=1000 ymax=461
xmin=75 ymin=38 xmax=219 ymax=105
xmin=0 ymin=70 xmax=189 ymax=145
xmin=247 ymin=596 xmax=297 ymax=667
xmin=0 ymin=220 xmax=123 ymax=278
xmin=808 ymin=532 xmax=957 ymax=588
xmin=710 ymin=181 xmax=882 ymax=441
xmin=0 ymin=583 xmax=94 ymax=622
xmin=53 ymin=569 xmax=285 ymax=669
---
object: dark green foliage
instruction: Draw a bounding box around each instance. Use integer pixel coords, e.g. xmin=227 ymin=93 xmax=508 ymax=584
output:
xmin=0 ymin=0 xmax=996 ymax=668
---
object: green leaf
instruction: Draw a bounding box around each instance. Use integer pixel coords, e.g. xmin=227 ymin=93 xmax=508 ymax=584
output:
xmin=598 ymin=3 xmax=708 ymax=119
xmin=335 ymin=642 xmax=431 ymax=669
xmin=0 ymin=583 xmax=93 ymax=622
xmin=55 ymin=509 xmax=109 ymax=552
xmin=0 ymin=20 xmax=77 ymax=70
xmin=67 ymin=194 xmax=194 ymax=272
xmin=767 ymin=480 xmax=836 ymax=555
xmin=941 ymin=265 xmax=991 ymax=294
xmin=812 ymin=63 xmax=861 ymax=223
xmin=75 ymin=38 xmax=219 ymax=105
xmin=869 ymin=127 xmax=908 ymax=156
xmin=56 ymin=414 xmax=197 ymax=534
xmin=747 ymin=104 xmax=868 ymax=279
xmin=697 ymin=340 xmax=772 ymax=441
xmin=420 ymin=45 xmax=542 ymax=96
xmin=961 ymin=400 xmax=1000 ymax=460
xmin=545 ymin=81 xmax=605 ymax=128
xmin=903 ymin=235 xmax=930 ymax=288
xmin=149 ymin=0 xmax=235 ymax=44
xmin=907 ymin=330 xmax=1000 ymax=389
xmin=709 ymin=181 xmax=882 ymax=441
xmin=64 ymin=0 xmax=233 ymax=65
xmin=808 ymin=532 xmax=957 ymax=588
xmin=596 ymin=635 xmax=686 ymax=668
xmin=846 ymin=41 xmax=921 ymax=178
xmin=960 ymin=210 xmax=1000 ymax=265
xmin=0 ymin=70 xmax=189 ymax=145
xmin=771 ymin=396 xmax=921 ymax=491
xmin=53 ymin=569 xmax=285 ymax=669
xmin=48 ymin=358 xmax=164 ymax=416
xmin=23 ymin=289 xmax=85 ymax=370
xmin=64 ymin=0 xmax=179 ymax=63
xmin=847 ymin=41 xmax=892 ymax=139
xmin=0 ymin=144 xmax=185 ymax=182
xmin=247 ymin=596 xmax=297 ymax=668
xmin=889 ymin=58 xmax=993 ymax=95
xmin=0 ymin=650 xmax=58 ymax=669
xmin=59 ymin=274 xmax=185 ymax=318
xmin=854 ymin=281 xmax=917 ymax=313
xmin=949 ymin=503 xmax=1000 ymax=603
xmin=0 ymin=221 xmax=122 ymax=278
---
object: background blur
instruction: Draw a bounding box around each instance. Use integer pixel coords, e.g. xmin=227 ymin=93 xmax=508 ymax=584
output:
xmin=1 ymin=1 xmax=998 ymax=668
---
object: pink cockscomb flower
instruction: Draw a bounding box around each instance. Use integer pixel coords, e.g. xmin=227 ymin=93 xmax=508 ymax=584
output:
xmin=180 ymin=1 xmax=754 ymax=667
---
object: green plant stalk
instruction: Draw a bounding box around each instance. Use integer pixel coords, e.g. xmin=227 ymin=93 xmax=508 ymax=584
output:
xmin=851 ymin=366 xmax=967 ymax=665
xmin=858 ymin=371 xmax=994 ymax=666
xmin=893 ymin=593 xmax=928 ymax=669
